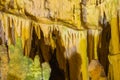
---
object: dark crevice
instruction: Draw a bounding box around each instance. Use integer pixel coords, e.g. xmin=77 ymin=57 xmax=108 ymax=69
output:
xmin=49 ymin=49 xmax=65 ymax=80
xmin=98 ymin=13 xmax=111 ymax=76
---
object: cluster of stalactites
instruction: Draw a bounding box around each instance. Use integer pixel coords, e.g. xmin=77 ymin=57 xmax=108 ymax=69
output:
xmin=0 ymin=12 xmax=31 ymax=55
xmin=0 ymin=12 xmax=87 ymax=56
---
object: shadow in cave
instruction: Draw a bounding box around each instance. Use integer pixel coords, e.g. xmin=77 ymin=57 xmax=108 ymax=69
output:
xmin=29 ymin=27 xmax=41 ymax=60
xmin=52 ymin=30 xmax=82 ymax=80
xmin=68 ymin=51 xmax=82 ymax=80
xmin=49 ymin=49 xmax=82 ymax=80
xmin=29 ymin=28 xmax=65 ymax=80
xmin=49 ymin=29 xmax=66 ymax=80
xmin=49 ymin=50 xmax=65 ymax=80
xmin=29 ymin=27 xmax=83 ymax=80
xmin=97 ymin=13 xmax=111 ymax=76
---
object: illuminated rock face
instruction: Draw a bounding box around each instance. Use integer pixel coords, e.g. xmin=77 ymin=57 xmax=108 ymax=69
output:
xmin=0 ymin=0 xmax=120 ymax=80
xmin=0 ymin=0 xmax=82 ymax=29
xmin=0 ymin=8 xmax=88 ymax=80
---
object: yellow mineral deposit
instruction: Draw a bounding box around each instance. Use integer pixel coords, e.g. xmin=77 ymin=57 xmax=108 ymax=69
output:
xmin=77 ymin=30 xmax=88 ymax=80
xmin=87 ymin=29 xmax=102 ymax=61
xmin=0 ymin=0 xmax=119 ymax=80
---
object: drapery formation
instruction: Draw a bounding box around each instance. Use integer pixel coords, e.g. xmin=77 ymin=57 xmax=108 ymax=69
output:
xmin=0 ymin=0 xmax=120 ymax=80
xmin=0 ymin=12 xmax=88 ymax=80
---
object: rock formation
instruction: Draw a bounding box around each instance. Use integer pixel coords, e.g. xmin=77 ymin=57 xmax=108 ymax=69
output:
xmin=0 ymin=0 xmax=119 ymax=80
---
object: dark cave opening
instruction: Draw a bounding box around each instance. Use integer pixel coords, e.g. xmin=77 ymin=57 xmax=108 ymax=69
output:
xmin=29 ymin=27 xmax=66 ymax=80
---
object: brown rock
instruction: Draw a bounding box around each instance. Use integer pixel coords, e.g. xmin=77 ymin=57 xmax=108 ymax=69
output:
xmin=88 ymin=60 xmax=107 ymax=80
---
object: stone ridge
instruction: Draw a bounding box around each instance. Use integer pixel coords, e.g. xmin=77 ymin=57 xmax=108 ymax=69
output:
xmin=0 ymin=0 xmax=81 ymax=29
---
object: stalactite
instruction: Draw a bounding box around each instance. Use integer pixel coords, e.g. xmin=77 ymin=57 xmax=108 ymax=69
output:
xmin=32 ymin=22 xmax=40 ymax=40
xmin=0 ymin=10 xmax=89 ymax=80
xmin=40 ymin=23 xmax=50 ymax=45
xmin=39 ymin=35 xmax=52 ymax=62
xmin=23 ymin=20 xmax=32 ymax=56
xmin=87 ymin=29 xmax=102 ymax=62
xmin=53 ymin=25 xmax=89 ymax=80
xmin=93 ymin=29 xmax=101 ymax=59
xmin=76 ymin=30 xmax=88 ymax=80
xmin=0 ymin=13 xmax=33 ymax=56
xmin=24 ymin=31 xmax=33 ymax=56
xmin=21 ymin=19 xmax=25 ymax=49
xmin=13 ymin=16 xmax=19 ymax=43
xmin=0 ymin=19 xmax=5 ymax=44
xmin=1 ymin=13 xmax=9 ymax=44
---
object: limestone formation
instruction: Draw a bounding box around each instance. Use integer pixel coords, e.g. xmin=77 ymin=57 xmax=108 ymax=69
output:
xmin=0 ymin=0 xmax=119 ymax=80
xmin=88 ymin=60 xmax=107 ymax=80
xmin=0 ymin=44 xmax=9 ymax=80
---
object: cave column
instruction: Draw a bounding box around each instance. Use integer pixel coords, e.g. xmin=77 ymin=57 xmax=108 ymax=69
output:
xmin=108 ymin=1 xmax=120 ymax=79
xmin=108 ymin=18 xmax=120 ymax=80
xmin=87 ymin=29 xmax=102 ymax=62
xmin=77 ymin=30 xmax=89 ymax=80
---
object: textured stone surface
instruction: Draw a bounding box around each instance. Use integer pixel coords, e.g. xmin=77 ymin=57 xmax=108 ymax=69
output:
xmin=0 ymin=0 xmax=82 ymax=29
xmin=0 ymin=0 xmax=120 ymax=80
xmin=88 ymin=60 xmax=107 ymax=80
